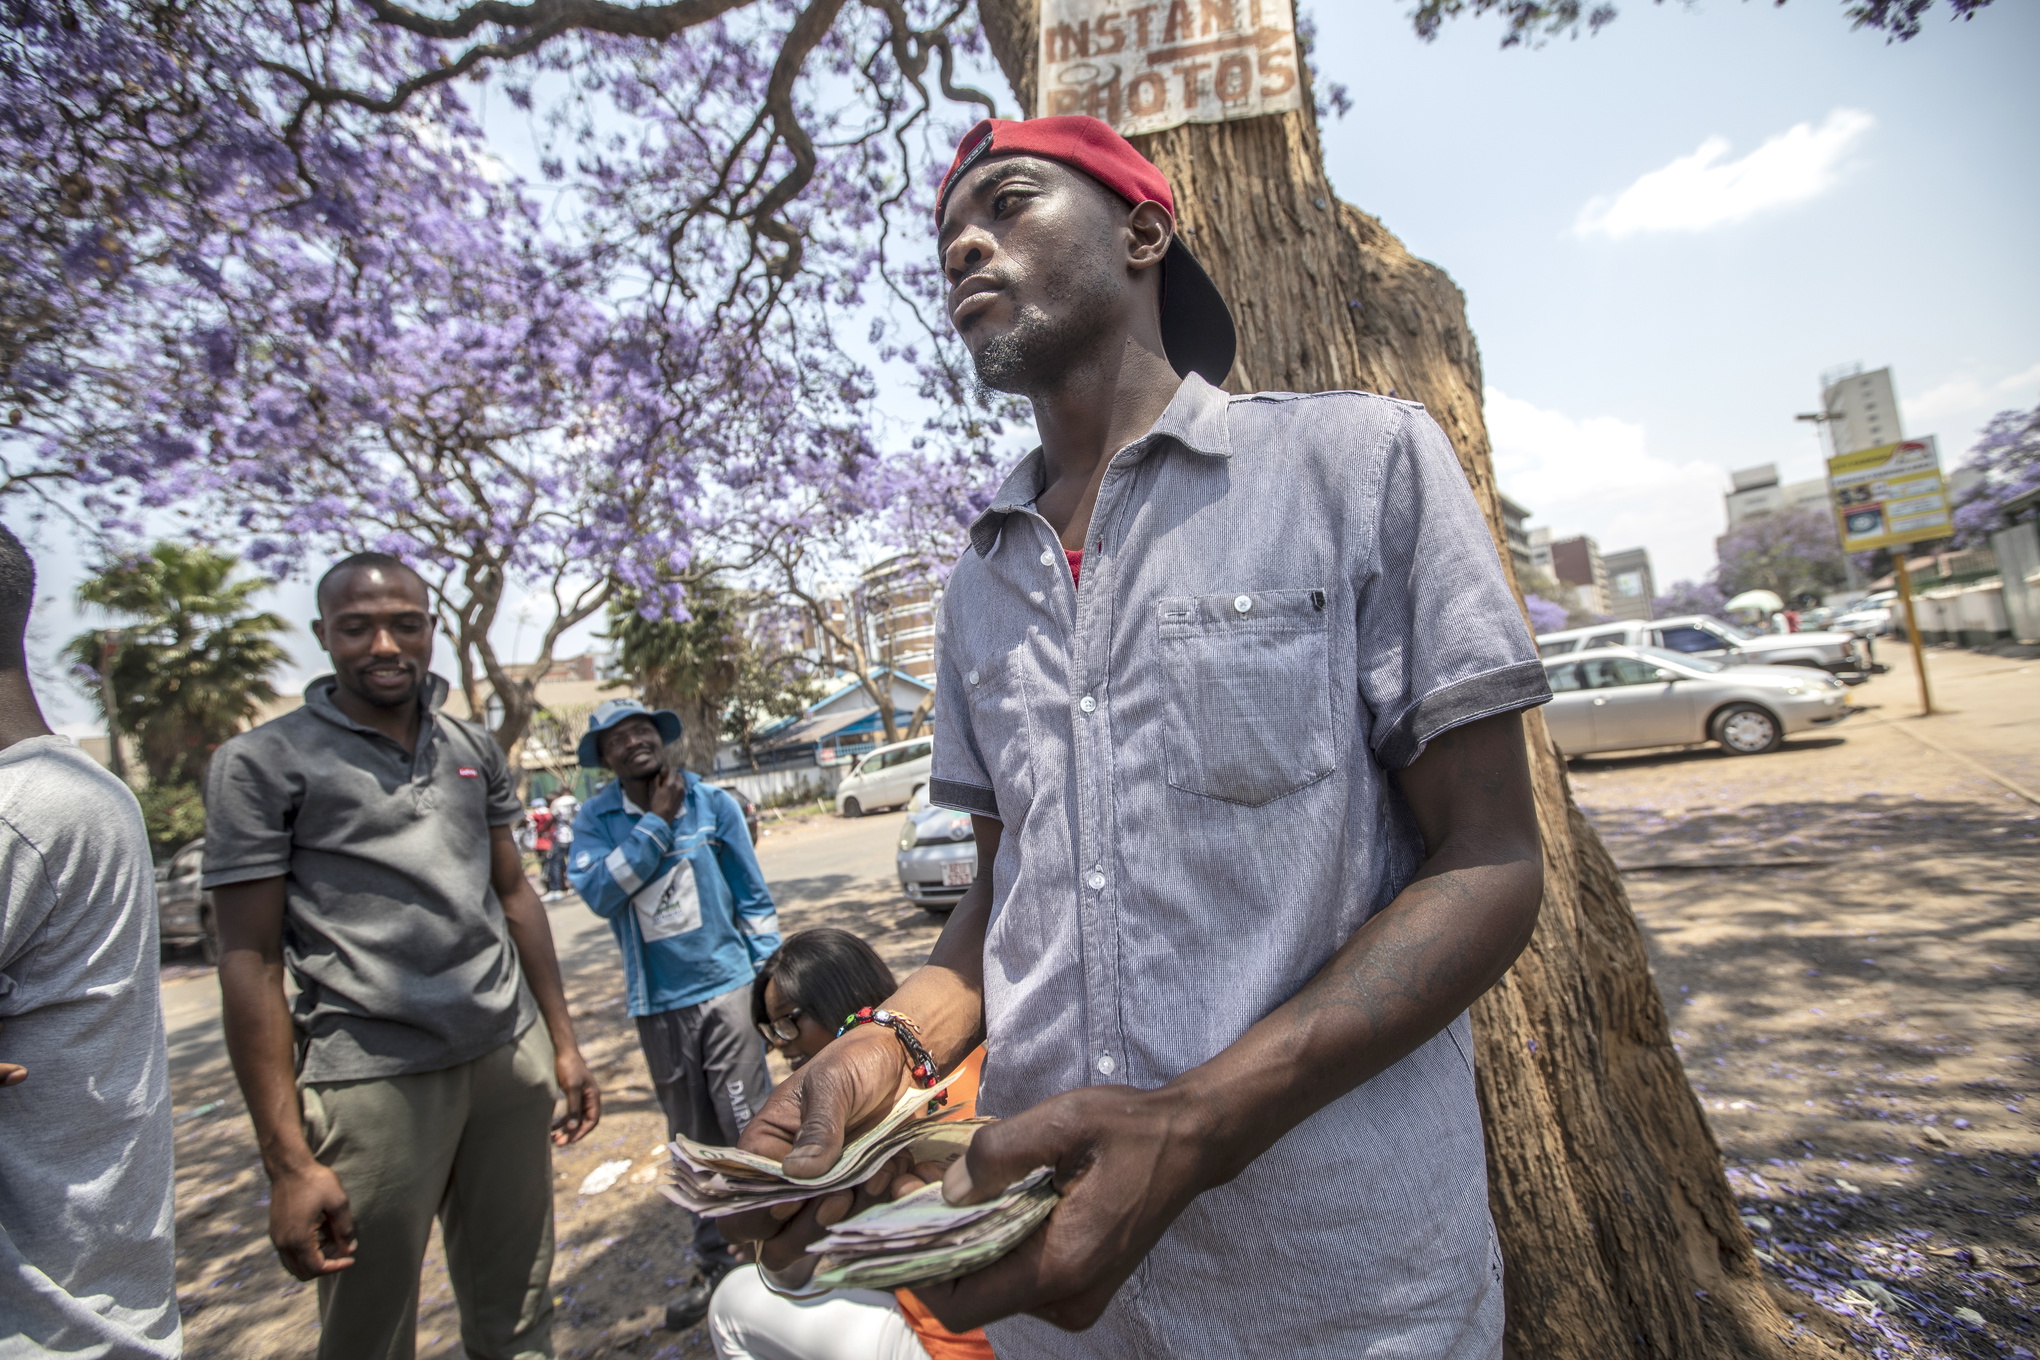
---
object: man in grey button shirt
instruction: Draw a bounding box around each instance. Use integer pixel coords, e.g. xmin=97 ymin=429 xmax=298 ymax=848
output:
xmin=206 ymin=553 xmax=600 ymax=1360
xmin=731 ymin=118 xmax=1551 ymax=1358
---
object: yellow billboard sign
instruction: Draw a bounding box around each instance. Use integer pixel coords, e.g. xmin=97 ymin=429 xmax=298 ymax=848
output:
xmin=1827 ymin=436 xmax=1952 ymax=552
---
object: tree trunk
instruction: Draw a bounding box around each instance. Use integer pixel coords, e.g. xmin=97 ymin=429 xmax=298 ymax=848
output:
xmin=642 ymin=678 xmax=726 ymax=775
xmin=975 ymin=5 xmax=1844 ymax=1354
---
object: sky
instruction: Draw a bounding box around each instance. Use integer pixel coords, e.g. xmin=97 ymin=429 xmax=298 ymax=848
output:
xmin=20 ymin=0 xmax=2039 ymax=726
xmin=1306 ymin=0 xmax=2040 ymax=587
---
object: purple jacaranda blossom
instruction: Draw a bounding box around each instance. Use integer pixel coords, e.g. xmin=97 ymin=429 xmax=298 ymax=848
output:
xmin=1951 ymin=404 xmax=2040 ymax=547
xmin=4 ymin=2 xmax=1017 ymax=750
xmin=1523 ymin=594 xmax=1569 ymax=633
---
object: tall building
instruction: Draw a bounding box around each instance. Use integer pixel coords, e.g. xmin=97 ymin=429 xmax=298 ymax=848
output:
xmin=1497 ymin=494 xmax=1534 ymax=581
xmin=1601 ymin=547 xmax=1655 ymax=621
xmin=1820 ymin=364 xmax=1904 ymax=456
xmin=1548 ymin=535 xmax=1609 ymax=616
xmin=1724 ymin=463 xmax=1832 ymax=528
xmin=858 ymin=555 xmax=941 ymax=683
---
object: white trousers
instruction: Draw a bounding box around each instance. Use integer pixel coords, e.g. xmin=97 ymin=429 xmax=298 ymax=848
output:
xmin=710 ymin=1265 xmax=933 ymax=1360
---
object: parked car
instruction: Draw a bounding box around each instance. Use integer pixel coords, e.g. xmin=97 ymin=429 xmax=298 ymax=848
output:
xmin=1543 ymin=645 xmax=1852 ymax=757
xmin=896 ymin=787 xmax=975 ymax=911
xmin=835 ymin=736 xmax=932 ymax=818
xmin=1831 ymin=601 xmax=1895 ymax=638
xmin=155 ymin=838 xmax=218 ymax=962
xmin=1536 ymin=613 xmax=1873 ymax=682
xmin=714 ymin=783 xmax=761 ymax=846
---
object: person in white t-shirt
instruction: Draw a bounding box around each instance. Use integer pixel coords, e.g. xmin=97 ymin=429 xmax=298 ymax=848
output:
xmin=0 ymin=522 xmax=181 ymax=1358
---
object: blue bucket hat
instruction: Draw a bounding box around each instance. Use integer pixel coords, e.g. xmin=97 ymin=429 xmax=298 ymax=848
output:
xmin=578 ymin=697 xmax=683 ymax=768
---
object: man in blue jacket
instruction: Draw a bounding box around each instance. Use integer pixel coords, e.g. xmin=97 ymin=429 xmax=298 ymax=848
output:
xmin=567 ymin=698 xmax=780 ymax=1324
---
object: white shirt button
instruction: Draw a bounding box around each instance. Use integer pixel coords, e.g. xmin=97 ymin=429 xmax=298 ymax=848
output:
xmin=1097 ymin=1053 xmax=1116 ymax=1076
xmin=1086 ymin=870 xmax=1106 ymax=891
xmin=1234 ymin=594 xmax=1253 ymax=613
xmin=1079 ymin=695 xmax=1097 ymax=713
xmin=1039 ymin=547 xmax=1055 ymax=566
xmin=966 ymin=669 xmax=980 ymax=686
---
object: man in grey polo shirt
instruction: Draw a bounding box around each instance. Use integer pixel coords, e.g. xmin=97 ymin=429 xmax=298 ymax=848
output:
xmin=206 ymin=552 xmax=600 ymax=1360
xmin=730 ymin=118 xmax=1550 ymax=1358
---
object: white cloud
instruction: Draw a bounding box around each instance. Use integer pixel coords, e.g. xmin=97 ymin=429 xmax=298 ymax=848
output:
xmin=1574 ymin=108 xmax=1875 ymax=239
xmin=1486 ymin=389 xmax=1728 ymax=586
xmin=1901 ymin=361 xmax=2040 ymax=449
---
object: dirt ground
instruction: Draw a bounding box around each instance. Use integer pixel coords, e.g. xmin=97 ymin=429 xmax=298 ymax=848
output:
xmin=160 ymin=644 xmax=2037 ymax=1358
xmin=1571 ymin=643 xmax=2039 ymax=1359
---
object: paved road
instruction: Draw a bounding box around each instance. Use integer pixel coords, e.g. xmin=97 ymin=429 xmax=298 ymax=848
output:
xmin=159 ymin=810 xmax=914 ymax=1105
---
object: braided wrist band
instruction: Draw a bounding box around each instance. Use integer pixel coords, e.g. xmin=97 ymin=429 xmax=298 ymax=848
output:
xmin=838 ymin=1006 xmax=942 ymax=1089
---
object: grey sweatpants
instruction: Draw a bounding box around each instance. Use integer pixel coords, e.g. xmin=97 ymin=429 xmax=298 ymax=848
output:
xmin=300 ymin=1023 xmax=558 ymax=1360
xmin=635 ymin=982 xmax=773 ymax=1266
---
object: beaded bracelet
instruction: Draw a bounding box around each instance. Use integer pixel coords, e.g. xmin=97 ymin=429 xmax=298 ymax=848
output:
xmin=838 ymin=1006 xmax=941 ymax=1088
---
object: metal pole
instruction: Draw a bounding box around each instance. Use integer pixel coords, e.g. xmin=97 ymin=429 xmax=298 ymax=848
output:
xmin=1892 ymin=553 xmax=1932 ymax=716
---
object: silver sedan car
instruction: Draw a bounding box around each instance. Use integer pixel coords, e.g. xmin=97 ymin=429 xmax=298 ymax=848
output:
xmin=896 ymin=789 xmax=976 ymax=911
xmin=1543 ymin=645 xmax=1852 ymax=757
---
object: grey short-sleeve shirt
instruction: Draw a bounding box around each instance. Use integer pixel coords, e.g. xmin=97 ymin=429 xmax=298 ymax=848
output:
xmin=930 ymin=375 xmax=1547 ymax=1360
xmin=1 ymin=738 xmax=179 ymax=1358
xmin=203 ymin=675 xmax=535 ymax=1083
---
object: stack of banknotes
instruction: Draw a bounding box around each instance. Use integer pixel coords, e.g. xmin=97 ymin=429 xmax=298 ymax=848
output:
xmin=661 ymin=1078 xmax=980 ymax=1219
xmin=659 ymin=1077 xmax=1057 ymax=1293
xmin=799 ymin=1167 xmax=1057 ymax=1293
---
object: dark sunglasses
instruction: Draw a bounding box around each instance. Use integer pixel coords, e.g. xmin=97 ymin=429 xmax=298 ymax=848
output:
xmin=758 ymin=1008 xmax=803 ymax=1045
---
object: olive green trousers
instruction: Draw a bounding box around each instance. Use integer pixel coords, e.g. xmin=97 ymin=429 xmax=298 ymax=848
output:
xmin=300 ymin=1023 xmax=558 ymax=1360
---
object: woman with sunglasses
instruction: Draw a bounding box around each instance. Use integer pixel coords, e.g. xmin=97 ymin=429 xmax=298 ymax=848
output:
xmin=711 ymin=928 xmax=992 ymax=1360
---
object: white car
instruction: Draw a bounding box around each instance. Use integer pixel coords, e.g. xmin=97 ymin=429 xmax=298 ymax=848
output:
xmin=834 ymin=737 xmax=933 ymax=818
xmin=1536 ymin=613 xmax=1872 ymax=683
xmin=1831 ymin=604 xmax=1895 ymax=638
xmin=1543 ymin=645 xmax=1852 ymax=757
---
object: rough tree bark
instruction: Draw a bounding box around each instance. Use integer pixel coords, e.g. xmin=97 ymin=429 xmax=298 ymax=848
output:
xmin=974 ymin=4 xmax=1847 ymax=1355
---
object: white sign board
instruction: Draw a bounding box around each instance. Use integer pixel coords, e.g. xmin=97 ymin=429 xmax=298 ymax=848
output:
xmin=1038 ymin=0 xmax=1304 ymax=136
xmin=1827 ymin=436 xmax=1953 ymax=553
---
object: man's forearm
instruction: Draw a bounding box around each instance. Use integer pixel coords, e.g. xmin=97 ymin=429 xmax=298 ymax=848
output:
xmin=880 ymin=816 xmax=1000 ymax=1072
xmin=219 ymin=951 xmax=317 ymax=1177
xmin=501 ymin=883 xmax=580 ymax=1055
xmin=886 ymin=888 xmax=990 ymax=1073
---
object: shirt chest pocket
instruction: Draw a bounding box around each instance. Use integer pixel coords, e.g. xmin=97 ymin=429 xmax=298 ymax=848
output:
xmin=964 ymin=644 xmax=1036 ymax=806
xmin=1157 ymin=589 xmax=1337 ymax=807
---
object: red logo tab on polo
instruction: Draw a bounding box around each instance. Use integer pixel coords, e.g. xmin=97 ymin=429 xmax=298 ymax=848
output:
xmin=457 ymin=766 xmax=480 ymax=778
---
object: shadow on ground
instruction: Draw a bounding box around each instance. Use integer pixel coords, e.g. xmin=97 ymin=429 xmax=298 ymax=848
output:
xmin=1580 ymin=785 xmax=2040 ymax=1358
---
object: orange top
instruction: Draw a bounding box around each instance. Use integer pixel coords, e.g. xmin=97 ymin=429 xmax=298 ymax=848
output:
xmin=895 ymin=1047 xmax=994 ymax=1359
xmin=896 ymin=1289 xmax=995 ymax=1360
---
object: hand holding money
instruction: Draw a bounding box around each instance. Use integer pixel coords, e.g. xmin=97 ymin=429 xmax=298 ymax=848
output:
xmin=719 ymin=1021 xmax=928 ymax=1267
xmin=664 ymin=1067 xmax=1058 ymax=1295
xmin=892 ymin=1080 xmax=1222 ymax=1336
xmin=662 ymin=1073 xmax=980 ymax=1220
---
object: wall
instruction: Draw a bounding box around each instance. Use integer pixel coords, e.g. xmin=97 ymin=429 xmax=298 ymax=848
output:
xmin=1912 ymin=581 xmax=2010 ymax=648
xmin=1991 ymin=522 xmax=2040 ymax=644
xmin=711 ymin=764 xmax=844 ymax=807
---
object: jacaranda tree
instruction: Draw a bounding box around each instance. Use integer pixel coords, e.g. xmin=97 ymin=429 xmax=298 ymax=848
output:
xmin=5 ymin=1 xmax=897 ymax=753
xmin=1952 ymin=402 xmax=2040 ymax=546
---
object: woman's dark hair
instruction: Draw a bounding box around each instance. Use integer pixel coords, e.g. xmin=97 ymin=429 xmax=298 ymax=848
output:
xmin=752 ymin=928 xmax=898 ymax=1034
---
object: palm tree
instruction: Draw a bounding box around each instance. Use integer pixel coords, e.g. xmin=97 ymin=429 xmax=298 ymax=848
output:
xmin=64 ymin=543 xmax=291 ymax=788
